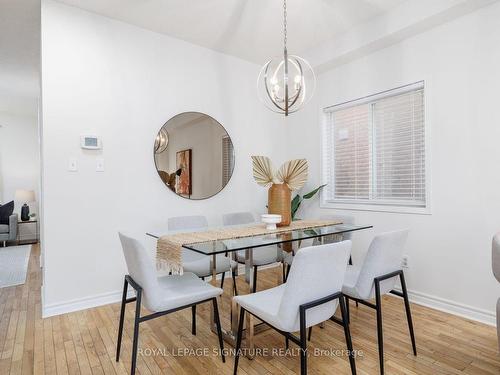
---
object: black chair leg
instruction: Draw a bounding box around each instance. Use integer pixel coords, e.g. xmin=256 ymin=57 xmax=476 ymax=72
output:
xmin=347 ymin=256 xmax=356 ymax=310
xmin=282 ymin=262 xmax=287 ymax=283
xmin=339 ymin=296 xmax=357 ymax=375
xmin=221 ymin=272 xmax=226 ymax=290
xmin=299 ymin=307 xmax=308 ymax=375
xmin=116 ymin=278 xmax=128 ymax=362
xmin=252 ymin=266 xmax=258 ymax=293
xmin=308 ymin=326 xmax=312 ymax=341
xmin=233 ymin=307 xmax=245 ymax=375
xmin=400 ymin=272 xmax=417 ymax=355
xmin=191 ymin=305 xmax=196 ymax=335
xmin=345 ymin=296 xmax=350 ymax=324
xmin=130 ymin=289 xmax=142 ymax=375
xmin=286 ymin=264 xmax=291 ymax=280
xmin=375 ymin=280 xmax=384 ymax=375
xmin=231 ymin=270 xmax=238 ymax=296
xmin=212 ymin=298 xmax=225 ymax=363
xmin=285 ymin=336 xmax=289 ymax=349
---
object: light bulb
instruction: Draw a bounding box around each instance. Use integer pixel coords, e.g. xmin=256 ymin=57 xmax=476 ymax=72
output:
xmin=294 ymin=75 xmax=301 ymax=84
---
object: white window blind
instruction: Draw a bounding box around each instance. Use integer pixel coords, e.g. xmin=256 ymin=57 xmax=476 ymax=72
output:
xmin=323 ymin=82 xmax=426 ymax=208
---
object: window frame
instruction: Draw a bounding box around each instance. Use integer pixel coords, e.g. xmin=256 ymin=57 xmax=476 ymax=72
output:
xmin=320 ymin=81 xmax=432 ymax=215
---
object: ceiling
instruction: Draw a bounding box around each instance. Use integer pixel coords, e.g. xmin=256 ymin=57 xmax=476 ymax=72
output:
xmin=56 ymin=0 xmax=408 ymax=64
xmin=0 ymin=0 xmax=40 ymax=117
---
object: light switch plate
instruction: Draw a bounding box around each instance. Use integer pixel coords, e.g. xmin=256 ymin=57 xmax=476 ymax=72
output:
xmin=96 ymin=158 xmax=105 ymax=172
xmin=68 ymin=158 xmax=78 ymax=172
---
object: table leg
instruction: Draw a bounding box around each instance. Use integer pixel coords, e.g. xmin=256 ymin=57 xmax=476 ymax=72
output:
xmin=246 ymin=312 xmax=254 ymax=359
xmin=210 ymin=254 xmax=217 ymax=330
xmin=277 ymin=245 xmax=284 ymax=285
xmin=244 ymin=248 xmax=254 ymax=290
xmin=232 ymin=251 xmax=239 ymax=276
xmin=231 ymin=297 xmax=239 ymax=337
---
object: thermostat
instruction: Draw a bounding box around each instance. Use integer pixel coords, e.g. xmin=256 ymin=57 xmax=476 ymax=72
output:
xmin=80 ymin=135 xmax=102 ymax=150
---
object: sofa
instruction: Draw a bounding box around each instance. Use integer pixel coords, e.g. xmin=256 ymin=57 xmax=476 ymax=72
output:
xmin=0 ymin=214 xmax=18 ymax=246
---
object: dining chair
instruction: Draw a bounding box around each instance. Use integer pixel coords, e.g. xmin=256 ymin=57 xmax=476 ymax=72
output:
xmin=341 ymin=229 xmax=415 ymax=375
xmin=283 ymin=214 xmax=356 ymax=281
xmin=116 ymin=233 xmax=225 ymax=375
xmin=168 ymin=215 xmax=239 ymax=295
xmin=222 ymin=212 xmax=283 ymax=293
xmin=233 ymin=241 xmax=356 ymax=375
xmin=492 ymin=233 xmax=500 ymax=349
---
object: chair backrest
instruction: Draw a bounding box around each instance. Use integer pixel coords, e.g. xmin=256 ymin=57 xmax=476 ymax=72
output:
xmin=278 ymin=241 xmax=352 ymax=331
xmin=321 ymin=214 xmax=355 ymax=241
xmin=118 ymin=233 xmax=162 ymax=311
xmin=493 ymin=233 xmax=500 ymax=283
xmin=222 ymin=212 xmax=255 ymax=226
xmin=355 ymin=229 xmax=409 ymax=299
xmin=168 ymin=215 xmax=208 ymax=231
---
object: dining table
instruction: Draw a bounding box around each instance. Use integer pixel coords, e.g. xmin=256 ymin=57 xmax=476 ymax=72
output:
xmin=147 ymin=221 xmax=373 ymax=355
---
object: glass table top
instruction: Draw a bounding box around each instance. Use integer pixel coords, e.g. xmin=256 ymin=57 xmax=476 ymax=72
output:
xmin=147 ymin=223 xmax=373 ymax=255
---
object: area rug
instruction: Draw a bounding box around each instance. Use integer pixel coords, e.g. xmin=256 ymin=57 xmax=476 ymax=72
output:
xmin=0 ymin=245 xmax=31 ymax=288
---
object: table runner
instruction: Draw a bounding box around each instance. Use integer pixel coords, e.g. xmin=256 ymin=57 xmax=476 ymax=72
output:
xmin=156 ymin=219 xmax=341 ymax=274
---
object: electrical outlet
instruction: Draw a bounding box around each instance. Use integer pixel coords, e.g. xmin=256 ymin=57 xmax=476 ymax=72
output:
xmin=402 ymin=255 xmax=409 ymax=269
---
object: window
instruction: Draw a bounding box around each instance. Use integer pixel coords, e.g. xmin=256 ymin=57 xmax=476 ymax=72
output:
xmin=322 ymin=82 xmax=427 ymax=212
xmin=222 ymin=136 xmax=234 ymax=186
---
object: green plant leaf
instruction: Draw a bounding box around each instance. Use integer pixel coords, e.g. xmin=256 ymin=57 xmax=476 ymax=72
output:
xmin=291 ymin=194 xmax=302 ymax=220
xmin=302 ymin=184 xmax=327 ymax=200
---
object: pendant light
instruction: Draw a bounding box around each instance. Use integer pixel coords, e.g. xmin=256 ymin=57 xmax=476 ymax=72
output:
xmin=257 ymin=0 xmax=316 ymax=116
xmin=154 ymin=128 xmax=168 ymax=154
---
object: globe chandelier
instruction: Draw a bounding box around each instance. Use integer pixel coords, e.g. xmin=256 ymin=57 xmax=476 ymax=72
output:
xmin=154 ymin=128 xmax=168 ymax=154
xmin=257 ymin=0 xmax=316 ymax=116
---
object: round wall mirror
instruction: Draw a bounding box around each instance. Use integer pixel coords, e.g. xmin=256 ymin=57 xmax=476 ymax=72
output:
xmin=154 ymin=112 xmax=235 ymax=200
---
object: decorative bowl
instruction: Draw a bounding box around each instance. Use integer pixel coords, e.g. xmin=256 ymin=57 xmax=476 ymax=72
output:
xmin=261 ymin=214 xmax=282 ymax=230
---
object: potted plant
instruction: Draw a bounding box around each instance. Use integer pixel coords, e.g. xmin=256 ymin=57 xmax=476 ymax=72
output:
xmin=252 ymin=156 xmax=308 ymax=226
xmin=291 ymin=184 xmax=327 ymax=220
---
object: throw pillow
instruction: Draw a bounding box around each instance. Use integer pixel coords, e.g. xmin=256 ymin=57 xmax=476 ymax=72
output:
xmin=0 ymin=200 xmax=14 ymax=225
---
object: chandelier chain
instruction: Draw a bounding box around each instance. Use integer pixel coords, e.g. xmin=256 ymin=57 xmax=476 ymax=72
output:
xmin=283 ymin=0 xmax=287 ymax=51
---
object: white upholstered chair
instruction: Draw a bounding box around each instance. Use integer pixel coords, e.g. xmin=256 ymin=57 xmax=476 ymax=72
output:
xmin=116 ymin=233 xmax=225 ymax=375
xmin=283 ymin=214 xmax=356 ymax=280
xmin=492 ymin=233 xmax=500 ymax=349
xmin=342 ymin=229 xmax=416 ymax=375
xmin=168 ymin=215 xmax=239 ymax=294
xmin=222 ymin=212 xmax=283 ymax=292
xmin=233 ymin=241 xmax=356 ymax=375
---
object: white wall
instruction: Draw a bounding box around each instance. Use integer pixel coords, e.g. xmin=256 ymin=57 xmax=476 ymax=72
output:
xmin=287 ymin=1 xmax=500 ymax=323
xmin=41 ymin=1 xmax=286 ymax=315
xmin=0 ymin=112 xmax=39 ymax=214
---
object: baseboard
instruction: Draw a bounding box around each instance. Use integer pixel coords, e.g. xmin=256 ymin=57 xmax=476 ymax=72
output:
xmin=391 ymin=288 xmax=496 ymax=326
xmin=43 ymin=288 xmax=135 ymax=318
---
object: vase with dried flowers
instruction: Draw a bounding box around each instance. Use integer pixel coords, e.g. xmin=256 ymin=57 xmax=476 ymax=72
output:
xmin=251 ymin=156 xmax=308 ymax=226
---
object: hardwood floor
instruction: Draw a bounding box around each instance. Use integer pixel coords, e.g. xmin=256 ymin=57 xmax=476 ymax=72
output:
xmin=1 ymin=244 xmax=499 ymax=374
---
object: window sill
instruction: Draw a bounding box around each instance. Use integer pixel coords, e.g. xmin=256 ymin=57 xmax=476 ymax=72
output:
xmin=320 ymin=200 xmax=431 ymax=215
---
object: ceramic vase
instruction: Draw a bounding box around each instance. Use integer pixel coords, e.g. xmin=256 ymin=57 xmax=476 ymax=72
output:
xmin=268 ymin=183 xmax=291 ymax=227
